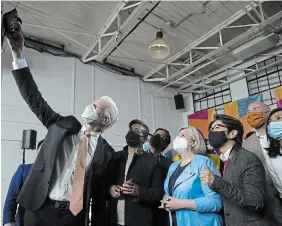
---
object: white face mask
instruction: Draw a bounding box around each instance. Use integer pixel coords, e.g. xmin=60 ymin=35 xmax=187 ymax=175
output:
xmin=173 ymin=136 xmax=188 ymax=154
xmin=81 ymin=104 xmax=99 ymax=125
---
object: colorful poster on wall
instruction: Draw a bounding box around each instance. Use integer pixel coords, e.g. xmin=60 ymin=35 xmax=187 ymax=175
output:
xmin=274 ymin=86 xmax=282 ymax=107
xmin=188 ymin=108 xmax=215 ymax=139
xmin=223 ymin=93 xmax=262 ymax=138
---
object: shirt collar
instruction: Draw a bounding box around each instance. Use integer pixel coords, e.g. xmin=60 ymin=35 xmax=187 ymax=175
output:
xmin=256 ymin=132 xmax=269 ymax=149
xmin=256 ymin=132 xmax=267 ymax=140
xmin=80 ymin=125 xmax=101 ymax=138
xmin=219 ymin=146 xmax=233 ymax=161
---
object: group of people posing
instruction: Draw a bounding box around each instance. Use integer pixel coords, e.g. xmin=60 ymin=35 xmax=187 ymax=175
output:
xmin=3 ymin=24 xmax=282 ymax=226
xmin=107 ymin=102 xmax=282 ymax=226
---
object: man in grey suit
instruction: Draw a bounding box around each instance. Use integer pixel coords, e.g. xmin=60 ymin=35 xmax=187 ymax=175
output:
xmin=243 ymin=102 xmax=282 ymax=224
xmin=200 ymin=114 xmax=269 ymax=226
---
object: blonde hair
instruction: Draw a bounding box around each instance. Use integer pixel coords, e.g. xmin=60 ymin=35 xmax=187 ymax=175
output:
xmin=179 ymin=127 xmax=207 ymax=155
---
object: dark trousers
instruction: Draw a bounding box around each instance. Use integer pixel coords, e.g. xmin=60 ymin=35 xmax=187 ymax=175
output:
xmin=24 ymin=203 xmax=85 ymax=226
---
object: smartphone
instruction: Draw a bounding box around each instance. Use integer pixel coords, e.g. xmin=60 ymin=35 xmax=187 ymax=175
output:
xmin=124 ymin=177 xmax=135 ymax=184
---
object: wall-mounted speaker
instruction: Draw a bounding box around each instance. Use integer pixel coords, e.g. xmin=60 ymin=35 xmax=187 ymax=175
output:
xmin=21 ymin=130 xmax=37 ymax=149
xmin=174 ymin=94 xmax=185 ymax=110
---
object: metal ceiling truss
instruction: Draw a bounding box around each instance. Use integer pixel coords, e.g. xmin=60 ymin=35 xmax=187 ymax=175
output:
xmin=149 ymin=2 xmax=282 ymax=95
xmin=144 ymin=2 xmax=262 ymax=81
xmin=81 ymin=0 xmax=153 ymax=63
xmin=179 ymin=51 xmax=282 ymax=94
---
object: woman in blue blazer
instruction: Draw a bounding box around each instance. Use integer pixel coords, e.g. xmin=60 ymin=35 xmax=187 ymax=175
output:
xmin=3 ymin=140 xmax=44 ymax=226
xmin=160 ymin=127 xmax=222 ymax=226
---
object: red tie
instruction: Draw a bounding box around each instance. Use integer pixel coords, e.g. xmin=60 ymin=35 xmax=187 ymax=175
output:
xmin=223 ymin=160 xmax=228 ymax=175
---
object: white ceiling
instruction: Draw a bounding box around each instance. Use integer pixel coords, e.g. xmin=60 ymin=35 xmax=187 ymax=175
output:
xmin=2 ymin=1 xmax=282 ymax=92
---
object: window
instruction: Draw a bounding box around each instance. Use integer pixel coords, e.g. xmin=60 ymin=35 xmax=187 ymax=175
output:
xmin=193 ymin=77 xmax=232 ymax=112
xmin=246 ymin=56 xmax=282 ymax=109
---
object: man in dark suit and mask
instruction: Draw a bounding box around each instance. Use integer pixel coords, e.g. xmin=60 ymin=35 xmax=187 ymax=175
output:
xmin=108 ymin=120 xmax=163 ymax=226
xmin=6 ymin=24 xmax=119 ymax=226
xmin=149 ymin=128 xmax=173 ymax=226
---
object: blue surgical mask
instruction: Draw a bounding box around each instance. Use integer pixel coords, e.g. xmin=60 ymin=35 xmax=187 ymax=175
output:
xmin=143 ymin=142 xmax=150 ymax=152
xmin=268 ymin=121 xmax=282 ymax=140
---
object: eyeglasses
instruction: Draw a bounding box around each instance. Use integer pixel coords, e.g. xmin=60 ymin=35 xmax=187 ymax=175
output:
xmin=130 ymin=128 xmax=146 ymax=137
xmin=210 ymin=124 xmax=227 ymax=132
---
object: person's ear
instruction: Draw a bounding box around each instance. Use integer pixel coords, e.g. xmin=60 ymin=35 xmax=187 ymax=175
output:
xmin=228 ymin=130 xmax=238 ymax=139
xmin=191 ymin=141 xmax=197 ymax=148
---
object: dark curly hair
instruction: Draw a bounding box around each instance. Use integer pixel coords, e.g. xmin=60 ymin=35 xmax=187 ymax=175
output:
xmin=266 ymin=108 xmax=282 ymax=158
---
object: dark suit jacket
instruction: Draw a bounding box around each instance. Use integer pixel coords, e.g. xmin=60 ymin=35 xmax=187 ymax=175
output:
xmin=3 ymin=164 xmax=32 ymax=226
xmin=108 ymin=147 xmax=164 ymax=226
xmin=12 ymin=67 xmax=115 ymax=226
xmin=210 ymin=145 xmax=269 ymax=226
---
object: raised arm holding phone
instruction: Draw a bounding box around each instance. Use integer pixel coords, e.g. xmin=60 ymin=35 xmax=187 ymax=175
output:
xmin=6 ymin=22 xmax=119 ymax=226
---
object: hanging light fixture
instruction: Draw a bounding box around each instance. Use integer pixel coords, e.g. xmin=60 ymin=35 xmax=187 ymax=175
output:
xmin=148 ymin=29 xmax=170 ymax=59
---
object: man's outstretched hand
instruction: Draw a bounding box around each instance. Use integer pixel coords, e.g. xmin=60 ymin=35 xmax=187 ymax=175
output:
xmin=7 ymin=23 xmax=24 ymax=60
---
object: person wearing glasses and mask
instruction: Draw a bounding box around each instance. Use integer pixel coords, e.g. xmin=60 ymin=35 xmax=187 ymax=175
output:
xmin=200 ymin=114 xmax=269 ymax=226
xmin=149 ymin=128 xmax=173 ymax=226
xmin=160 ymin=127 xmax=222 ymax=226
xmin=243 ymin=102 xmax=282 ymax=224
xmin=108 ymin=120 xmax=163 ymax=226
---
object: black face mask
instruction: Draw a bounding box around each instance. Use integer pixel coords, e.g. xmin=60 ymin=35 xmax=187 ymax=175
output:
xmin=208 ymin=131 xmax=228 ymax=149
xmin=125 ymin=130 xmax=141 ymax=147
xmin=150 ymin=134 xmax=166 ymax=151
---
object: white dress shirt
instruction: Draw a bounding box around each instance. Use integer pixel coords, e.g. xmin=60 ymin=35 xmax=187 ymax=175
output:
xmin=219 ymin=146 xmax=233 ymax=161
xmin=12 ymin=59 xmax=100 ymax=201
xmin=48 ymin=126 xmax=100 ymax=201
xmin=117 ymin=154 xmax=134 ymax=225
xmin=257 ymin=133 xmax=282 ymax=198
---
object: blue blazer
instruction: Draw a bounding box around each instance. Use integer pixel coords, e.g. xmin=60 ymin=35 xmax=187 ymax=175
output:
xmin=164 ymin=154 xmax=222 ymax=226
xmin=3 ymin=164 xmax=32 ymax=226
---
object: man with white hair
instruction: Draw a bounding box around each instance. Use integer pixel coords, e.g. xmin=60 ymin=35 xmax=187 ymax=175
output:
xmin=6 ymin=24 xmax=118 ymax=226
xmin=243 ymin=102 xmax=282 ymax=224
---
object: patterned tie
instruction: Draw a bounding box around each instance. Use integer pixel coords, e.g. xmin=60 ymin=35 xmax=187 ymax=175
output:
xmin=70 ymin=132 xmax=89 ymax=215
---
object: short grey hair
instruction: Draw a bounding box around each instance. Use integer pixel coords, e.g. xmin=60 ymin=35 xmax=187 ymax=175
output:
xmin=100 ymin=96 xmax=118 ymax=128
xmin=180 ymin=127 xmax=207 ymax=155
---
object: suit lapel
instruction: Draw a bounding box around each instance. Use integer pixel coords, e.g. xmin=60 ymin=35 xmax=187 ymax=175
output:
xmin=252 ymin=135 xmax=266 ymax=165
xmin=224 ymin=145 xmax=241 ymax=180
xmin=92 ymin=137 xmax=106 ymax=167
xmin=173 ymin=164 xmax=196 ymax=190
xmin=56 ymin=116 xmax=82 ymax=134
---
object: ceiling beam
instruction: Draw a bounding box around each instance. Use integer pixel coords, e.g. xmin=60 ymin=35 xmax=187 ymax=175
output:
xmin=143 ymin=2 xmax=259 ymax=80
xmin=180 ymin=60 xmax=242 ymax=90
xmin=198 ymin=59 xmax=282 ymax=94
xmin=158 ymin=9 xmax=282 ymax=85
xmin=81 ymin=1 xmax=153 ymax=63
xmin=81 ymin=0 xmax=129 ymax=62
xmin=181 ymin=46 xmax=282 ymax=91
